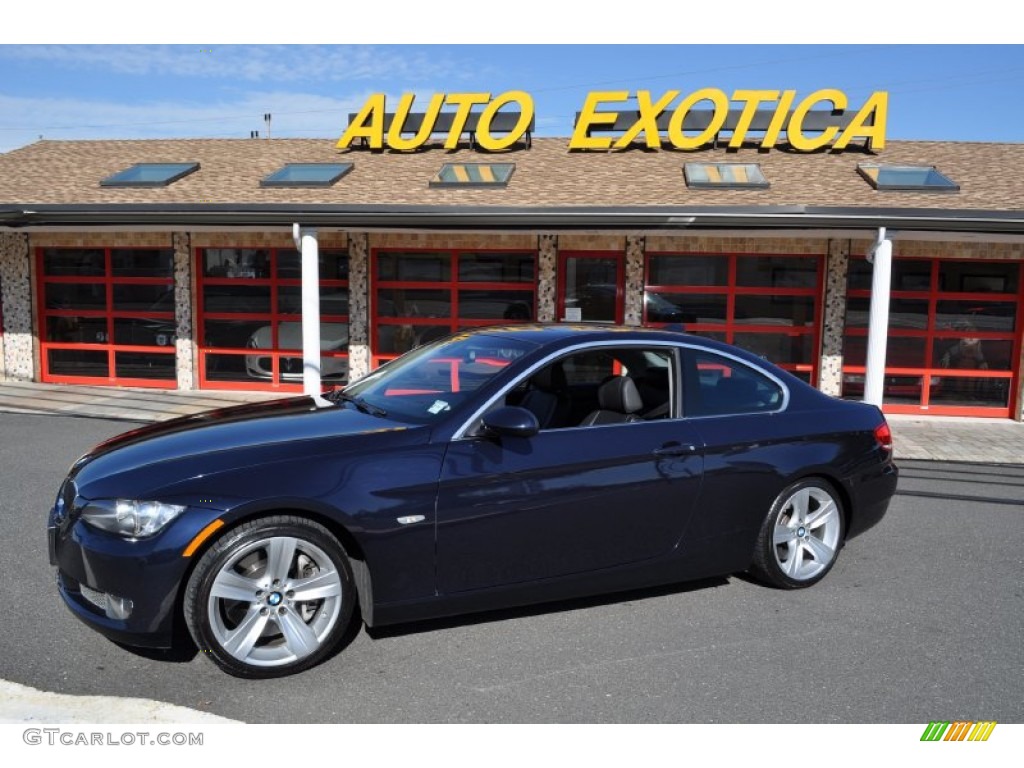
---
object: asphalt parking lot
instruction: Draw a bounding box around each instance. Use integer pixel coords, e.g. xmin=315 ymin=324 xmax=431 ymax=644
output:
xmin=1 ymin=411 xmax=1021 ymax=724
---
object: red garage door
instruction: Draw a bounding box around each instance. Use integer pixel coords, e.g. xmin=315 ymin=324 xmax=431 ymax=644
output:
xmin=371 ymin=249 xmax=536 ymax=369
xmin=37 ymin=248 xmax=177 ymax=388
xmin=644 ymin=252 xmax=824 ymax=384
xmin=842 ymin=257 xmax=1021 ymax=417
xmin=196 ymin=247 xmax=349 ymax=391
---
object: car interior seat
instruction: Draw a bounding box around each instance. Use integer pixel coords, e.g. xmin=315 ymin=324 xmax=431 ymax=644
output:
xmin=519 ymin=363 xmax=571 ymax=429
xmin=578 ymin=376 xmax=644 ymax=426
xmin=634 ymin=367 xmax=671 ymax=419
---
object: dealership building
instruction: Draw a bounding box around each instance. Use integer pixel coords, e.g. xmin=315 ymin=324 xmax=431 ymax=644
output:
xmin=1 ymin=92 xmax=1023 ymax=419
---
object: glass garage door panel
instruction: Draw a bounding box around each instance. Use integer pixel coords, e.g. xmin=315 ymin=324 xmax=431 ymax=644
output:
xmin=47 ymin=349 xmax=108 ymax=377
xmin=44 ymin=283 xmax=107 ymax=310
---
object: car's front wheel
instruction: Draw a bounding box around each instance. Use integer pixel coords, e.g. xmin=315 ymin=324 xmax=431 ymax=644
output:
xmin=183 ymin=515 xmax=355 ymax=678
xmin=750 ymin=478 xmax=845 ymax=589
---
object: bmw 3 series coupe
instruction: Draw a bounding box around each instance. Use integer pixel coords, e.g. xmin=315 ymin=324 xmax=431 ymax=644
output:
xmin=48 ymin=325 xmax=898 ymax=678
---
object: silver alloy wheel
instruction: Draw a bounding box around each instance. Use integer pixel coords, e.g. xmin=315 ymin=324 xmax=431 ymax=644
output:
xmin=207 ymin=535 xmax=344 ymax=668
xmin=771 ymin=486 xmax=842 ymax=582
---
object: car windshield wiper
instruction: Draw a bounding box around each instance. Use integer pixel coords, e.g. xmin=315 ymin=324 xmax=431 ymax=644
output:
xmin=326 ymin=390 xmax=388 ymax=418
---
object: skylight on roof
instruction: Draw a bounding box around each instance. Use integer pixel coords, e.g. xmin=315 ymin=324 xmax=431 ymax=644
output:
xmin=857 ymin=164 xmax=959 ymax=191
xmin=430 ymin=163 xmax=515 ymax=187
xmin=260 ymin=163 xmax=353 ymax=187
xmin=683 ymin=163 xmax=769 ymax=189
xmin=100 ymin=163 xmax=200 ymax=187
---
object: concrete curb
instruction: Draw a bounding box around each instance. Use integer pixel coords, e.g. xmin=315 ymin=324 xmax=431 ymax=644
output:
xmin=0 ymin=679 xmax=241 ymax=724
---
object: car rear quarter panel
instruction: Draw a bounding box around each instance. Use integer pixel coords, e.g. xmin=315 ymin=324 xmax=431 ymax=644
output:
xmin=677 ymin=401 xmax=893 ymax=572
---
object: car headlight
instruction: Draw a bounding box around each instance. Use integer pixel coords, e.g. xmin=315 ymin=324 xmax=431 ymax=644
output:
xmin=79 ymin=499 xmax=186 ymax=538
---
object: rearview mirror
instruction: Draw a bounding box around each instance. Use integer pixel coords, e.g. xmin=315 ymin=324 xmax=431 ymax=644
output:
xmin=481 ymin=406 xmax=539 ymax=439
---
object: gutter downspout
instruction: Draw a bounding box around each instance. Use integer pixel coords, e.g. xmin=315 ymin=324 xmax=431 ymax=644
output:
xmin=863 ymin=227 xmax=893 ymax=408
xmin=293 ymin=224 xmax=322 ymax=396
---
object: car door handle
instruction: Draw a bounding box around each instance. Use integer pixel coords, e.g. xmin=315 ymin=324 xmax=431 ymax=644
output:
xmin=653 ymin=443 xmax=697 ymax=457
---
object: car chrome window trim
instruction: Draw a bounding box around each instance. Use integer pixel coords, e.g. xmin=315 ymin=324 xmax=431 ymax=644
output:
xmin=453 ymin=339 xmax=690 ymax=440
xmin=453 ymin=338 xmax=790 ymax=439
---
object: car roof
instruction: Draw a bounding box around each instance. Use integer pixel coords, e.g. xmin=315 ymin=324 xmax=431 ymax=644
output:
xmin=470 ymin=323 xmax=725 ymax=352
xmin=469 ymin=323 xmax=810 ymax=390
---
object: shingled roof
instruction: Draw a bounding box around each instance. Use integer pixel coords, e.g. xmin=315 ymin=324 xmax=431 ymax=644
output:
xmin=1 ymin=137 xmax=1023 ymax=233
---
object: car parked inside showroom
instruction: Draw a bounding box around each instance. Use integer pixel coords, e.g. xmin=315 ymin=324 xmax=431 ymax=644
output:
xmin=48 ymin=324 xmax=898 ymax=678
xmin=244 ymin=321 xmax=349 ymax=383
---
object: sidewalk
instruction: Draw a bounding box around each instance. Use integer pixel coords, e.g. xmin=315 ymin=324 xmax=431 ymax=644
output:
xmin=0 ymin=380 xmax=1021 ymax=464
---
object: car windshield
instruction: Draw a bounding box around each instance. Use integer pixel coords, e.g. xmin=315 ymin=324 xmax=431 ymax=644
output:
xmin=339 ymin=332 xmax=536 ymax=424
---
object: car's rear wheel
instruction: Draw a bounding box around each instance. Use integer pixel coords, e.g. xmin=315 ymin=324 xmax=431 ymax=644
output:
xmin=184 ymin=515 xmax=355 ymax=678
xmin=750 ymin=478 xmax=845 ymax=589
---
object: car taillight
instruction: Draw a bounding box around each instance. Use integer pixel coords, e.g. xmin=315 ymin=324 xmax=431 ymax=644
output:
xmin=874 ymin=422 xmax=893 ymax=451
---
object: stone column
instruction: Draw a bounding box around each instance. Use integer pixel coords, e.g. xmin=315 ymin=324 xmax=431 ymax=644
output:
xmin=537 ymin=234 xmax=557 ymax=322
xmin=0 ymin=270 xmax=5 ymax=381
xmin=0 ymin=232 xmax=34 ymax=382
xmin=347 ymin=232 xmax=370 ymax=382
xmin=172 ymin=232 xmax=196 ymax=390
xmin=818 ymin=239 xmax=850 ymax=396
xmin=624 ymin=235 xmax=645 ymax=326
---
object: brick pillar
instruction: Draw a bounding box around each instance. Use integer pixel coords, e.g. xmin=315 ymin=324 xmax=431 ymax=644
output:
xmin=624 ymin=235 xmax=645 ymax=326
xmin=0 ymin=232 xmax=33 ymax=382
xmin=537 ymin=234 xmax=557 ymax=322
xmin=819 ymin=239 xmax=850 ymax=396
xmin=347 ymin=232 xmax=370 ymax=381
xmin=172 ymin=232 xmax=195 ymax=390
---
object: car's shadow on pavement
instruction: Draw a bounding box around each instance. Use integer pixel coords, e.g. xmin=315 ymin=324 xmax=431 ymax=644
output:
xmin=105 ymin=578 xmax=731 ymax=666
xmin=365 ymin=575 xmax=731 ymax=640
xmin=113 ymin=601 xmax=368 ymax=668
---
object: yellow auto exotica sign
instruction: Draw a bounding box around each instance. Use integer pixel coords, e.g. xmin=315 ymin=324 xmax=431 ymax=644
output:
xmin=337 ymin=89 xmax=888 ymax=152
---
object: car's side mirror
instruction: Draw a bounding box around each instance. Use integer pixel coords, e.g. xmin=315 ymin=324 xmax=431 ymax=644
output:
xmin=481 ymin=406 xmax=539 ymax=439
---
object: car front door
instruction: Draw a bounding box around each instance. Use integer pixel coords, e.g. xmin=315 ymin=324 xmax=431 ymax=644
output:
xmin=434 ymin=347 xmax=705 ymax=594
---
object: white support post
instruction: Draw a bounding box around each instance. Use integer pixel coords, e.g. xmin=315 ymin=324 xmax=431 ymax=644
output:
xmin=864 ymin=228 xmax=892 ymax=407
xmin=293 ymin=224 xmax=322 ymax=396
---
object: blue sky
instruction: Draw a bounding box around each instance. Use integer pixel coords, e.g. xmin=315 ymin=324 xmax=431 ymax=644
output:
xmin=1 ymin=5 xmax=1020 ymax=153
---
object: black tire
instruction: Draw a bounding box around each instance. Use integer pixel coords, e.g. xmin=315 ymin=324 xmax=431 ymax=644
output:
xmin=749 ymin=478 xmax=846 ymax=589
xmin=183 ymin=515 xmax=355 ymax=678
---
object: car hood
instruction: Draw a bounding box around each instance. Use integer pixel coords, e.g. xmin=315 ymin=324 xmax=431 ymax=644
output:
xmin=69 ymin=395 xmax=426 ymax=502
xmin=250 ymin=322 xmax=349 ymax=350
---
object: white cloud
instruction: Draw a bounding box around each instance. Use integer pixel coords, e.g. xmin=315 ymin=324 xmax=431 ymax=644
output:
xmin=0 ymin=45 xmax=461 ymax=83
xmin=0 ymin=90 xmax=382 ymax=153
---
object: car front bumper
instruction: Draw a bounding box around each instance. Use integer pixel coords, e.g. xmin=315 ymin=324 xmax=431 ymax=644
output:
xmin=48 ymin=503 xmax=220 ymax=649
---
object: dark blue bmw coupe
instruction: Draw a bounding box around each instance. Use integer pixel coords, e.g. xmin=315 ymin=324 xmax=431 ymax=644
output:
xmin=48 ymin=325 xmax=898 ymax=678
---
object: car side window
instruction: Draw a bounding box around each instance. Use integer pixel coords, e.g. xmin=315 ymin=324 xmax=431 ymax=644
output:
xmin=505 ymin=347 xmax=676 ymax=430
xmin=683 ymin=350 xmax=783 ymax=416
